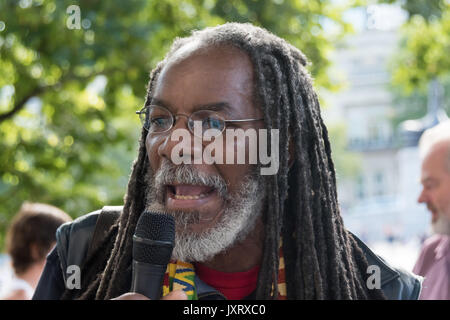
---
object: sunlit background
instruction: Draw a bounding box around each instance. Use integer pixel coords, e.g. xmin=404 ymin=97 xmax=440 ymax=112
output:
xmin=1 ymin=0 xmax=449 ymax=283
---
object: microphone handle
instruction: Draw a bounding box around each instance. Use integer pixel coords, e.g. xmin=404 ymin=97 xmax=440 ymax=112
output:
xmin=131 ymin=260 xmax=167 ymax=300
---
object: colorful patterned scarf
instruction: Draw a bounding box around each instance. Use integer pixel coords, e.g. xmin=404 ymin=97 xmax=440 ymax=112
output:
xmin=162 ymin=244 xmax=287 ymax=300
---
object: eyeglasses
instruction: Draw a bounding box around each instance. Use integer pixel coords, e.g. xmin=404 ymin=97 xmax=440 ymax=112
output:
xmin=136 ymin=104 xmax=264 ymax=138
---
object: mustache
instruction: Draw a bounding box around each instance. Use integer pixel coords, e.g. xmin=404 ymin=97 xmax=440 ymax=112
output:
xmin=152 ymin=159 xmax=228 ymax=200
xmin=427 ymin=203 xmax=437 ymax=213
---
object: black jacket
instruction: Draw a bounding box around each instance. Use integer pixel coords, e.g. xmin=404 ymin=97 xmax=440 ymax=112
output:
xmin=33 ymin=206 xmax=423 ymax=300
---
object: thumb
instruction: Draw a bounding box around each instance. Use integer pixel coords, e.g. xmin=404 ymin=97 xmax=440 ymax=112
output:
xmin=162 ymin=290 xmax=188 ymax=300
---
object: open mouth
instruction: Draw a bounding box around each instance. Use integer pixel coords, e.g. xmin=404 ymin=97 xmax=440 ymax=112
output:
xmin=165 ymin=184 xmax=220 ymax=211
xmin=167 ymin=184 xmax=215 ymax=200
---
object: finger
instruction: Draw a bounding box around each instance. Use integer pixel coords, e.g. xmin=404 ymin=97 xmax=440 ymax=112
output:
xmin=162 ymin=290 xmax=188 ymax=300
xmin=111 ymin=292 xmax=150 ymax=300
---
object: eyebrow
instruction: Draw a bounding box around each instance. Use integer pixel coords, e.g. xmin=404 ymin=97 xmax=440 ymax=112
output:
xmin=149 ymin=97 xmax=233 ymax=116
xmin=193 ymin=102 xmax=233 ymax=115
xmin=421 ymin=177 xmax=437 ymax=185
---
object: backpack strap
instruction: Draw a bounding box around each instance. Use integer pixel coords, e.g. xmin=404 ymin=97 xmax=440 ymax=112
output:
xmin=86 ymin=206 xmax=122 ymax=259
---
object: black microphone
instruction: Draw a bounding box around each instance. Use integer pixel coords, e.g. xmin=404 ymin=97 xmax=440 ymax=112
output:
xmin=131 ymin=211 xmax=175 ymax=299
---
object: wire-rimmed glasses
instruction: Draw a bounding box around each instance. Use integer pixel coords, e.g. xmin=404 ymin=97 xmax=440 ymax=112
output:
xmin=136 ymin=104 xmax=264 ymax=138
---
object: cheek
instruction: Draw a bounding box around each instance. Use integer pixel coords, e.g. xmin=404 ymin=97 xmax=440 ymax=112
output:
xmin=220 ymin=130 xmax=259 ymax=165
xmin=441 ymin=191 xmax=450 ymax=210
xmin=145 ymin=134 xmax=161 ymax=170
xmin=214 ymin=135 xmax=257 ymax=194
xmin=216 ymin=163 xmax=252 ymax=196
xmin=432 ymin=190 xmax=450 ymax=213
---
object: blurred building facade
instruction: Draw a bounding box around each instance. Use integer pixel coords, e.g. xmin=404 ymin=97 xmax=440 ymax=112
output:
xmin=322 ymin=5 xmax=441 ymax=246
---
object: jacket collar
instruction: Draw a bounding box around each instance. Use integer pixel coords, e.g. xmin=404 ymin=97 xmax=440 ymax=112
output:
xmin=350 ymin=232 xmax=400 ymax=286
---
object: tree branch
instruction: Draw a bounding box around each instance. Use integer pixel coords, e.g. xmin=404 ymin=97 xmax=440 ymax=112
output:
xmin=0 ymin=86 xmax=44 ymax=123
xmin=0 ymin=69 xmax=113 ymax=124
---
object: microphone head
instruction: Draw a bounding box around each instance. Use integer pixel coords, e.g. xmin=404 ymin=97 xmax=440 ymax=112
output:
xmin=133 ymin=211 xmax=175 ymax=265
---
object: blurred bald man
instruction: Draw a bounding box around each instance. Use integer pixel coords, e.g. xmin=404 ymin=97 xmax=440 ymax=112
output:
xmin=414 ymin=121 xmax=450 ymax=300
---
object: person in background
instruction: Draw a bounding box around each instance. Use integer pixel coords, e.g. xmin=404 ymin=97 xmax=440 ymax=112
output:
xmin=414 ymin=120 xmax=450 ymax=300
xmin=0 ymin=202 xmax=72 ymax=300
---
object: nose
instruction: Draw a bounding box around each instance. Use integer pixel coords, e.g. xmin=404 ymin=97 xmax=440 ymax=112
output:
xmin=417 ymin=188 xmax=428 ymax=204
xmin=157 ymin=117 xmax=203 ymax=164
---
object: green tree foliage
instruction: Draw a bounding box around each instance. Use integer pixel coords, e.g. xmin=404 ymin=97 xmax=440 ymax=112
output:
xmin=390 ymin=76 xmax=450 ymax=128
xmin=391 ymin=5 xmax=450 ymax=93
xmin=0 ymin=0 xmax=354 ymax=249
xmin=382 ymin=0 xmax=447 ymax=21
xmin=384 ymin=0 xmax=450 ymax=124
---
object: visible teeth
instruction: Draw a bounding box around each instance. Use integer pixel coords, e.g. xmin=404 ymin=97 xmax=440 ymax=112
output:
xmin=174 ymin=193 xmax=208 ymax=200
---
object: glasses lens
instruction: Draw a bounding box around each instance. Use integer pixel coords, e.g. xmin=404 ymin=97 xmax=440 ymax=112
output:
xmin=189 ymin=110 xmax=225 ymax=138
xmin=146 ymin=105 xmax=173 ymax=133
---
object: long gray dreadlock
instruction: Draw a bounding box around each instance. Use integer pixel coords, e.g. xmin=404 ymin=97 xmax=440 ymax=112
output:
xmin=62 ymin=22 xmax=385 ymax=300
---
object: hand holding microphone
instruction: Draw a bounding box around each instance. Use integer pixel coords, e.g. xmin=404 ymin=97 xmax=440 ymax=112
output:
xmin=112 ymin=211 xmax=187 ymax=300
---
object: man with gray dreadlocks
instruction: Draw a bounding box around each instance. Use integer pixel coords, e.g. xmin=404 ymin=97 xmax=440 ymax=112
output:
xmin=33 ymin=23 xmax=421 ymax=300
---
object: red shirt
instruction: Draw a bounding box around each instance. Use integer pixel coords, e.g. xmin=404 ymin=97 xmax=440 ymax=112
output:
xmin=194 ymin=263 xmax=260 ymax=300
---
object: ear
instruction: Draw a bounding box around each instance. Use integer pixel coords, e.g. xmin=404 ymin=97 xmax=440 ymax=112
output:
xmin=30 ymin=243 xmax=41 ymax=261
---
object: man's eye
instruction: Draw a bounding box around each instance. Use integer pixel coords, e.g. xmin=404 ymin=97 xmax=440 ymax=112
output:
xmin=202 ymin=118 xmax=223 ymax=130
xmin=202 ymin=118 xmax=220 ymax=129
xmin=424 ymin=182 xmax=438 ymax=190
xmin=150 ymin=117 xmax=169 ymax=126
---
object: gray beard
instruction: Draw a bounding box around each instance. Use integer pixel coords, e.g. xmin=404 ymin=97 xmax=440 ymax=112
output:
xmin=432 ymin=214 xmax=450 ymax=236
xmin=144 ymin=161 xmax=265 ymax=263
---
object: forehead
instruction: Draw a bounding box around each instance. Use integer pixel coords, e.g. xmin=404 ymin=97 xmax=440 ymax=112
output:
xmin=422 ymin=141 xmax=450 ymax=176
xmin=153 ymin=44 xmax=257 ymax=116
